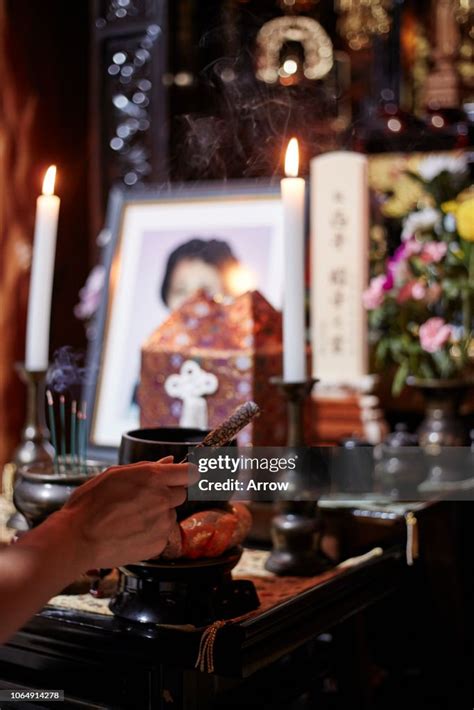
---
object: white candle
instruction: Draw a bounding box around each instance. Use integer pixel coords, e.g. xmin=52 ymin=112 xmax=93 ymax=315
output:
xmin=281 ymin=138 xmax=306 ymax=382
xmin=25 ymin=166 xmax=60 ymax=371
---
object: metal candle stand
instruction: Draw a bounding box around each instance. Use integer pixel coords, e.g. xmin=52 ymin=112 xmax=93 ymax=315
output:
xmin=265 ymin=378 xmax=328 ymax=576
xmin=6 ymin=364 xmax=54 ymax=530
xmin=13 ymin=364 xmax=53 ymax=467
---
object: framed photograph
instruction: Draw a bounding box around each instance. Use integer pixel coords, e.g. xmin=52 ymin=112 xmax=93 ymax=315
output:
xmin=86 ymin=181 xmax=284 ymax=453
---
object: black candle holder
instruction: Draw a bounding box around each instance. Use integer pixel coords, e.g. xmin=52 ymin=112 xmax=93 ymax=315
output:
xmin=265 ymin=377 xmax=328 ymax=576
xmin=6 ymin=364 xmax=53 ymax=530
xmin=271 ymin=378 xmax=315 ymax=447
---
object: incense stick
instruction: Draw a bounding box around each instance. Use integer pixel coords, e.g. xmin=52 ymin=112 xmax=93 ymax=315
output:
xmin=81 ymin=402 xmax=88 ymax=473
xmin=180 ymin=401 xmax=261 ymax=462
xmin=196 ymin=401 xmax=261 ymax=449
xmin=77 ymin=411 xmax=84 ymax=470
xmin=59 ymin=394 xmax=66 ymax=467
xmin=45 ymin=392 xmax=90 ymax=476
xmin=46 ymin=390 xmax=59 ymax=474
xmin=70 ymin=400 xmax=77 ymax=466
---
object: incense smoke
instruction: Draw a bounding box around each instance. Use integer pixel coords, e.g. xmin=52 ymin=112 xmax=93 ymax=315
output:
xmin=46 ymin=346 xmax=95 ymax=394
xmin=172 ymin=34 xmax=338 ymax=182
xmin=170 ymin=6 xmax=441 ymax=181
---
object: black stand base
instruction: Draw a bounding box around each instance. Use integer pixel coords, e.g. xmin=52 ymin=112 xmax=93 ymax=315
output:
xmin=109 ymin=548 xmax=260 ymax=627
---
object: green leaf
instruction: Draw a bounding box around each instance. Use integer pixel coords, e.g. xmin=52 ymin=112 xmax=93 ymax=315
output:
xmin=442 ymin=278 xmax=460 ymax=299
xmin=389 ymin=337 xmax=405 ymax=358
xmin=392 ymin=361 xmax=409 ymax=396
xmin=407 ymin=340 xmax=423 ymax=355
xmin=375 ymin=338 xmax=390 ymax=364
xmin=432 ymin=350 xmax=456 ymax=378
xmin=419 ymin=360 xmax=435 ymax=379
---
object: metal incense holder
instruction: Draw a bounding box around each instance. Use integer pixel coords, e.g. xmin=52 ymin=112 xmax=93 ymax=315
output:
xmin=6 ymin=364 xmax=54 ymax=530
xmin=14 ymin=460 xmax=107 ymax=529
xmin=265 ymin=378 xmax=328 ymax=576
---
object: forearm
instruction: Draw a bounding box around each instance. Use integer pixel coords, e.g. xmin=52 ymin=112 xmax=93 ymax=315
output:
xmin=0 ymin=510 xmax=89 ymax=643
xmin=0 ymin=458 xmax=193 ymax=643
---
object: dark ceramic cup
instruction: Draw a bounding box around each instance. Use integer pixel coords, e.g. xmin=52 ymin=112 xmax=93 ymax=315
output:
xmin=119 ymin=427 xmax=233 ymax=519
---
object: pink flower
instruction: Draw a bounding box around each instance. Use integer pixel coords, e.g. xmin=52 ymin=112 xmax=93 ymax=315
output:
xmin=383 ymin=269 xmax=394 ymax=291
xmin=404 ymin=239 xmax=423 ymax=258
xmin=397 ymin=280 xmax=426 ymax=304
xmin=419 ymin=317 xmax=452 ymax=353
xmin=421 ymin=241 xmax=447 ymax=264
xmin=411 ymin=282 xmax=426 ymax=300
xmin=388 ymin=259 xmax=409 ymax=286
xmin=363 ymin=275 xmax=387 ymax=310
xmin=387 ymin=242 xmax=417 ymax=286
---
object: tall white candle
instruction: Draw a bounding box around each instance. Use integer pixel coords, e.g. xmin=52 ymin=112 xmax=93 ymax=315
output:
xmin=281 ymin=138 xmax=306 ymax=382
xmin=25 ymin=166 xmax=60 ymax=371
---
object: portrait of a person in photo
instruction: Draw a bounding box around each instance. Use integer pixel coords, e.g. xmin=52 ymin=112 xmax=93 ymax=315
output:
xmin=160 ymin=236 xmax=249 ymax=310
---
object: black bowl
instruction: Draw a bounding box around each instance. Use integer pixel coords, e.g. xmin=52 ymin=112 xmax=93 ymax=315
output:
xmin=119 ymin=427 xmax=234 ymax=519
xmin=119 ymin=427 xmax=209 ymax=465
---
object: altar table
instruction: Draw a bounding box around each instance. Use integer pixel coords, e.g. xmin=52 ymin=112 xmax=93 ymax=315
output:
xmin=0 ymin=546 xmax=404 ymax=709
xmin=0 ymin=498 xmax=473 ymax=709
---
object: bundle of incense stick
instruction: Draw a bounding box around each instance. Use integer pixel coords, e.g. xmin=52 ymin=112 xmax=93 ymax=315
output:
xmin=180 ymin=402 xmax=261 ymax=462
xmin=46 ymin=390 xmax=89 ymax=474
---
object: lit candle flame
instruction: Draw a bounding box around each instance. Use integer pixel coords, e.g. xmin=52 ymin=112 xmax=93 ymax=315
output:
xmin=42 ymin=165 xmax=57 ymax=196
xmin=284 ymin=138 xmax=299 ymax=178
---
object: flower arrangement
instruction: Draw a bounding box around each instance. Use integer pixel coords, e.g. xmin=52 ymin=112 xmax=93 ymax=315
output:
xmin=364 ymin=154 xmax=474 ymax=394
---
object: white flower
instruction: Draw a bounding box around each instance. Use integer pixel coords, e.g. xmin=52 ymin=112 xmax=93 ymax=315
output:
xmin=443 ymin=213 xmax=457 ymax=232
xmin=417 ymin=154 xmax=467 ymax=182
xmin=401 ymin=207 xmax=440 ymax=241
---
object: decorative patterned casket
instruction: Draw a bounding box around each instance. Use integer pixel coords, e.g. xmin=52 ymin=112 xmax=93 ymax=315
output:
xmin=139 ymin=290 xmax=286 ymax=445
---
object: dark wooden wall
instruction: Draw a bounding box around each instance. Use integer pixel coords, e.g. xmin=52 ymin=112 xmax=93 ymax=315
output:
xmin=0 ymin=0 xmax=90 ymax=465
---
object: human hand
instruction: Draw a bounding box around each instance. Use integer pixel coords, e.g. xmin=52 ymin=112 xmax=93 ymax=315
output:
xmin=56 ymin=456 xmax=197 ymax=569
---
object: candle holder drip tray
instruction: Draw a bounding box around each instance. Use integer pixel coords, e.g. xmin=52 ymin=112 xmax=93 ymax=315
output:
xmin=109 ymin=547 xmax=260 ymax=627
